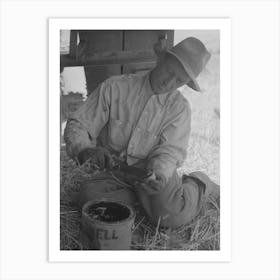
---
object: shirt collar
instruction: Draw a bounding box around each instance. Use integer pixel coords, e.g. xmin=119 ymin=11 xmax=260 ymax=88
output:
xmin=145 ymin=72 xmax=170 ymax=107
xmin=157 ymin=91 xmax=170 ymax=106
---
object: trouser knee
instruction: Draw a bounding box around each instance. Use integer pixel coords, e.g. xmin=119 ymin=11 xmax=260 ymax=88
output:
xmin=148 ymin=208 xmax=195 ymax=229
xmin=136 ymin=173 xmax=204 ymax=229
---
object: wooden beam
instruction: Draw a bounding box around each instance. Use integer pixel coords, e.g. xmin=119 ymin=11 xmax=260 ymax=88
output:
xmin=69 ymin=30 xmax=78 ymax=59
xmin=60 ymin=49 xmax=157 ymax=67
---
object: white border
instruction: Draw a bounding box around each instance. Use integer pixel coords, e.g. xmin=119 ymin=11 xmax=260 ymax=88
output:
xmin=49 ymin=18 xmax=231 ymax=262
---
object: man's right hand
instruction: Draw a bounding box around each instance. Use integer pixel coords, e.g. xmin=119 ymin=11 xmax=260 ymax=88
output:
xmin=134 ymin=171 xmax=167 ymax=194
xmin=77 ymin=147 xmax=114 ymax=170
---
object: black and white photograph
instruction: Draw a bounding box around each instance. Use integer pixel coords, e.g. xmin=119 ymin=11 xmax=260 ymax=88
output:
xmin=49 ymin=18 xmax=231 ymax=261
xmin=60 ymin=28 xmax=221 ymax=250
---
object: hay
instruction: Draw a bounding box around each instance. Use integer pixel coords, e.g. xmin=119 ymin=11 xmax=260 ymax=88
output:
xmin=60 ymin=148 xmax=220 ymax=250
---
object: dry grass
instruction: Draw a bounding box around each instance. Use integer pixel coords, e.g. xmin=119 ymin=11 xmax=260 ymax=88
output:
xmin=60 ymin=54 xmax=220 ymax=250
xmin=60 ymin=149 xmax=220 ymax=250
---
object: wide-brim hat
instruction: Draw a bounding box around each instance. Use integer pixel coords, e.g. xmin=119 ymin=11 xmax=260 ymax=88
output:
xmin=166 ymin=37 xmax=211 ymax=91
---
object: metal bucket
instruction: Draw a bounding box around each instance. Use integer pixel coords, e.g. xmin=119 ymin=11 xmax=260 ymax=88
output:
xmin=81 ymin=200 xmax=135 ymax=250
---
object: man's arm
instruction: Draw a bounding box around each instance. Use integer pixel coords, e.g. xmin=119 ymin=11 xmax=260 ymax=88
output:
xmin=64 ymin=81 xmax=111 ymax=161
xmin=147 ymin=99 xmax=191 ymax=182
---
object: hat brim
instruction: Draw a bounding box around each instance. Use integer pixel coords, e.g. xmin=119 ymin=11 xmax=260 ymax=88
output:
xmin=166 ymin=50 xmax=201 ymax=92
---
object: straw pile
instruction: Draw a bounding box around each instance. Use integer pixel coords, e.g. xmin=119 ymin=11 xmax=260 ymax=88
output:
xmin=60 ymin=148 xmax=220 ymax=251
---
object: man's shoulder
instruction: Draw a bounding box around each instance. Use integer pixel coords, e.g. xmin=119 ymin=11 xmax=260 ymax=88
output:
xmin=169 ymin=90 xmax=191 ymax=113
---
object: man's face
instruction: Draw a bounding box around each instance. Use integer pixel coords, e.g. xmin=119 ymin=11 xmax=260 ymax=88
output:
xmin=150 ymin=53 xmax=192 ymax=94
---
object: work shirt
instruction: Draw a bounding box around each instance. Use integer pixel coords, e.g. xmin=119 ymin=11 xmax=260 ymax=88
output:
xmin=64 ymin=72 xmax=191 ymax=180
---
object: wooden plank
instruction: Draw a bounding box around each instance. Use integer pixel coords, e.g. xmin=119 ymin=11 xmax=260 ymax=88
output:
xmin=123 ymin=62 xmax=156 ymax=74
xmin=69 ymin=30 xmax=78 ymax=59
xmin=124 ymin=30 xmax=174 ymax=51
xmin=60 ymin=49 xmax=157 ymax=67
xmin=78 ymin=30 xmax=123 ymax=52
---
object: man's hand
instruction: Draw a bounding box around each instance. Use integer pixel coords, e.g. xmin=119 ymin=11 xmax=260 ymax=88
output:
xmin=135 ymin=171 xmax=167 ymax=194
xmin=77 ymin=147 xmax=114 ymax=170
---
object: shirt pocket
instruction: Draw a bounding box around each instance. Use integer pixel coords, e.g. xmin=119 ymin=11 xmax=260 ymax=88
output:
xmin=107 ymin=118 xmax=132 ymax=151
xmin=132 ymin=129 xmax=159 ymax=159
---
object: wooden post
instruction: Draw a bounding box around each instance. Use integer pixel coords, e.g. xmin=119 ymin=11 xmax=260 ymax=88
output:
xmin=69 ymin=30 xmax=78 ymax=59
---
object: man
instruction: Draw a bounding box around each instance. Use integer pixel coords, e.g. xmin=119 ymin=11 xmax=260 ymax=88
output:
xmin=64 ymin=37 xmax=219 ymax=229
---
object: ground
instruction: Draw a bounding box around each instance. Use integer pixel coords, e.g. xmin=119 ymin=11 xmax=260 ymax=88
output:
xmin=60 ymin=54 xmax=220 ymax=250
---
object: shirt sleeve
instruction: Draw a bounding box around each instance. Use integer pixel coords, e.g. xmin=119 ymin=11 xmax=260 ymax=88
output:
xmin=64 ymin=81 xmax=111 ymax=160
xmin=147 ymin=98 xmax=191 ymax=181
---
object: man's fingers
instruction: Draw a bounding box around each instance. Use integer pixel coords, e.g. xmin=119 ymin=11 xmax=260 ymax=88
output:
xmin=135 ymin=181 xmax=146 ymax=189
xmin=104 ymin=152 xmax=114 ymax=170
xmin=147 ymin=179 xmax=162 ymax=192
xmin=97 ymin=154 xmax=105 ymax=170
xmin=77 ymin=147 xmax=114 ymax=171
xmin=89 ymin=156 xmax=99 ymax=169
xmin=106 ymin=158 xmax=114 ymax=169
xmin=135 ymin=180 xmax=162 ymax=195
xmin=96 ymin=150 xmax=113 ymax=170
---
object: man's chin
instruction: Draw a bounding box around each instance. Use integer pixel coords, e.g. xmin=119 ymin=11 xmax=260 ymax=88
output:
xmin=151 ymin=83 xmax=168 ymax=94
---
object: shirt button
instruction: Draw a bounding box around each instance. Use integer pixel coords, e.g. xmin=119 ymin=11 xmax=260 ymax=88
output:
xmin=144 ymin=111 xmax=148 ymax=114
xmin=137 ymin=127 xmax=141 ymax=131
